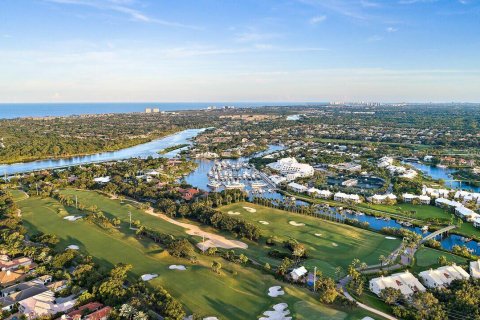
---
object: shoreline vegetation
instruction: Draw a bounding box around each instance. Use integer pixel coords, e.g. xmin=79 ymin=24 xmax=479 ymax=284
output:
xmin=157 ymin=144 xmax=189 ymax=155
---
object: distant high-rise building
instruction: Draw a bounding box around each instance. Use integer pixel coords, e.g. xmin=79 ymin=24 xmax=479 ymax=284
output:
xmin=153 ymin=108 xmax=160 ymax=113
xmin=145 ymin=108 xmax=152 ymax=113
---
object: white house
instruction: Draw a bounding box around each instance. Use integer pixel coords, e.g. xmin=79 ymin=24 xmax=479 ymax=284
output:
xmin=455 ymin=206 xmax=479 ymax=221
xmin=269 ymin=175 xmax=287 ymax=186
xmin=473 ymin=216 xmax=480 ymax=229
xmin=470 ymin=260 xmax=480 ymax=279
xmin=93 ymin=176 xmax=110 ymax=184
xmin=369 ymin=194 xmax=397 ymax=204
xmin=318 ymin=190 xmax=333 ymax=199
xmin=307 ymin=187 xmax=321 ymax=196
xmin=418 ymin=195 xmax=431 ymax=205
xmin=418 ymin=265 xmax=470 ymax=288
xmin=288 ymin=182 xmax=308 ymax=193
xmin=334 ymin=192 xmax=361 ymax=203
xmin=402 ymin=193 xmax=417 ymax=203
xmin=267 ymin=157 xmax=314 ymax=178
xmin=422 ymin=186 xmax=451 ymax=199
xmin=19 ymin=290 xmax=76 ymax=319
xmin=369 ymin=271 xmax=426 ymax=297
xmin=290 ymin=266 xmax=308 ymax=281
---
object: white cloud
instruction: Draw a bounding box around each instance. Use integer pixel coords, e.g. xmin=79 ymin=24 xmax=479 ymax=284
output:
xmin=44 ymin=0 xmax=201 ymax=29
xmin=235 ymin=32 xmax=282 ymax=43
xmin=309 ymin=15 xmax=327 ymax=24
xmin=386 ymin=27 xmax=398 ymax=32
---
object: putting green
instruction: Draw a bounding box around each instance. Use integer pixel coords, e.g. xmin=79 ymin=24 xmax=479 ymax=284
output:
xmin=18 ymin=192 xmax=378 ymax=320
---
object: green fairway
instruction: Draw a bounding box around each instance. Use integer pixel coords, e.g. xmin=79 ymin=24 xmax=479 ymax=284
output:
xmin=18 ymin=192 xmax=379 ymax=320
xmin=219 ymin=202 xmax=401 ymax=277
xmin=412 ymin=247 xmax=469 ymax=273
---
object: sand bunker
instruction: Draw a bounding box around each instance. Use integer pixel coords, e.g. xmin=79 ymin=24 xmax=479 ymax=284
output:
xmin=361 ymin=317 xmax=375 ymax=320
xmin=268 ymin=286 xmax=285 ymax=297
xmin=169 ymin=265 xmax=187 ymax=271
xmin=259 ymin=303 xmax=292 ymax=320
xmin=243 ymin=206 xmax=257 ymax=213
xmin=66 ymin=245 xmax=79 ymax=250
xmin=64 ymin=215 xmax=82 ymax=221
xmin=141 ymin=274 xmax=158 ymax=281
xmin=227 ymin=211 xmax=241 ymax=215
xmin=151 ymin=213 xmax=248 ymax=250
xmin=314 ymin=233 xmax=322 ymax=237
xmin=385 ymin=236 xmax=397 ymax=240
xmin=203 ymin=317 xmax=219 ymax=320
xmin=289 ymin=221 xmax=305 ymax=227
xmin=331 ymin=243 xmax=338 ymax=247
xmin=259 ymin=220 xmax=270 ymax=225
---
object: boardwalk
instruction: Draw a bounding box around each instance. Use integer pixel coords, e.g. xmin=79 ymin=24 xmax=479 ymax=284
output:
xmin=421 ymin=225 xmax=456 ymax=243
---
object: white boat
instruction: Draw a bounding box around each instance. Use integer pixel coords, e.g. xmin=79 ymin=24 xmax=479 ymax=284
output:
xmin=208 ymin=180 xmax=221 ymax=189
xmin=224 ymin=182 xmax=245 ymax=190
xmin=251 ymin=181 xmax=267 ymax=188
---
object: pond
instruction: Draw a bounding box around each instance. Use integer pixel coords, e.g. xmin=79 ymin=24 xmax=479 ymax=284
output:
xmin=408 ymin=162 xmax=480 ymax=192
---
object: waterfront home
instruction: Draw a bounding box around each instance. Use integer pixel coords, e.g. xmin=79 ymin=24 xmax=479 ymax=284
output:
xmin=290 ymin=266 xmax=308 ymax=282
xmin=455 ymin=206 xmax=480 ymax=222
xmin=454 ymin=190 xmax=480 ymax=204
xmin=307 ymin=187 xmax=322 ymax=197
xmin=267 ymin=157 xmax=314 ymax=178
xmin=177 ymin=188 xmax=200 ymax=201
xmin=334 ymin=192 xmax=361 ymax=203
xmin=422 ymin=186 xmax=451 ymax=199
xmin=419 ymin=265 xmax=470 ymax=288
xmin=473 ymin=216 xmax=480 ymax=229
xmin=402 ymin=193 xmax=416 ymax=203
xmin=402 ymin=194 xmax=430 ymax=204
xmin=288 ymin=182 xmax=308 ymax=193
xmin=369 ymin=194 xmax=397 ymax=204
xmin=470 ymin=260 xmax=480 ymax=278
xmin=369 ymin=271 xmax=426 ymax=297
xmin=435 ymin=197 xmax=463 ymax=209
xmin=377 ymin=156 xmax=394 ymax=168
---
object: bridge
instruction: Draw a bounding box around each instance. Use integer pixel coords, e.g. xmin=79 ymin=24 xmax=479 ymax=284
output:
xmin=421 ymin=225 xmax=457 ymax=244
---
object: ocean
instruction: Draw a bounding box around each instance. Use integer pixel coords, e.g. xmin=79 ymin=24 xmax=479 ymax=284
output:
xmin=0 ymin=102 xmax=319 ymax=119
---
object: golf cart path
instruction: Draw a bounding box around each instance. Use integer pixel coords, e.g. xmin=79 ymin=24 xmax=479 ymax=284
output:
xmin=145 ymin=209 xmax=248 ymax=250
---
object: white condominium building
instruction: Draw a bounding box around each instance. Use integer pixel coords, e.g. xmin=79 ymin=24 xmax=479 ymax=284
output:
xmin=267 ymin=157 xmax=314 ymax=178
xmin=369 ymin=271 xmax=426 ymax=297
xmin=419 ymin=265 xmax=470 ymax=288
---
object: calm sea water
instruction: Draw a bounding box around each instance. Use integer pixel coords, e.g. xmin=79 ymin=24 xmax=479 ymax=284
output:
xmin=0 ymin=102 xmax=319 ymax=119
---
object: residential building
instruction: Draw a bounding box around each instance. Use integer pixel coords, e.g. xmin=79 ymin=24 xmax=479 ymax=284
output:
xmin=0 ymin=256 xmax=33 ymax=271
xmin=19 ymin=290 xmax=76 ymax=319
xmin=288 ymin=182 xmax=308 ymax=193
xmin=470 ymin=260 xmax=480 ymax=279
xmin=267 ymin=157 xmax=314 ymax=178
xmin=369 ymin=194 xmax=397 ymax=204
xmin=369 ymin=271 xmax=426 ymax=297
xmin=290 ymin=266 xmax=308 ymax=281
xmin=334 ymin=192 xmax=361 ymax=203
xmin=419 ymin=265 xmax=470 ymax=288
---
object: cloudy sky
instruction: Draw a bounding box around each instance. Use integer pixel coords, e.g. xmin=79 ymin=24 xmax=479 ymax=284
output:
xmin=1 ymin=0 xmax=479 ymax=102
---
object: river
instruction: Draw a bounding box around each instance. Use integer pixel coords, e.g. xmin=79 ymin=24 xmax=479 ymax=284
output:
xmin=0 ymin=129 xmax=205 ymax=176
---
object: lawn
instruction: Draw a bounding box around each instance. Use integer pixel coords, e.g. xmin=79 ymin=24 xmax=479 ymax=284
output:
xmin=412 ymin=247 xmax=469 ymax=273
xmin=18 ymin=192 xmax=380 ymax=320
xmin=219 ymin=202 xmax=401 ymax=278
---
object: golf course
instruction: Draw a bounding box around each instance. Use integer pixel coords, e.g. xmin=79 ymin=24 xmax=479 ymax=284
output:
xmin=219 ymin=202 xmax=401 ymax=277
xmin=16 ymin=189 xmax=381 ymax=320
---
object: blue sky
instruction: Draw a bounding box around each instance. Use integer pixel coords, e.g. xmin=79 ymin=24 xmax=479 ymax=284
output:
xmin=1 ymin=0 xmax=479 ymax=102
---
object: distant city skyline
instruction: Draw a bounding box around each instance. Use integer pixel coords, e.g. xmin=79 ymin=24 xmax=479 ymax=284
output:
xmin=1 ymin=0 xmax=480 ymax=102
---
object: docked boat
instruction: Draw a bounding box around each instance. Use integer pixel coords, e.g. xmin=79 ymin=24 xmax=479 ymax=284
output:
xmin=224 ymin=182 xmax=245 ymax=190
xmin=251 ymin=181 xmax=267 ymax=188
xmin=207 ymin=180 xmax=221 ymax=189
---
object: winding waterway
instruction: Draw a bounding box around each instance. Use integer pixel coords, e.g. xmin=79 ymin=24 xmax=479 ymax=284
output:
xmin=2 ymin=129 xmax=478 ymax=255
xmin=0 ymin=129 xmax=204 ymax=176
